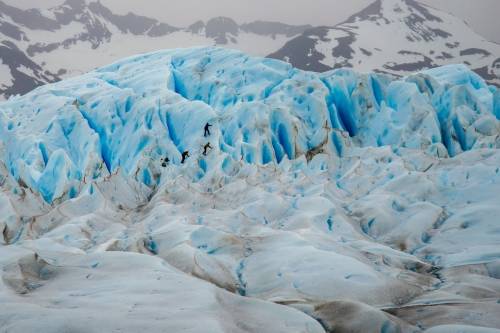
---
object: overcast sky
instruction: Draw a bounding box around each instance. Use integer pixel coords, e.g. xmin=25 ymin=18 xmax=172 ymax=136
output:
xmin=8 ymin=0 xmax=500 ymax=43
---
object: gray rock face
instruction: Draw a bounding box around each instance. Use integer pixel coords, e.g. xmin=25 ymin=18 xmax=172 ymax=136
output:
xmin=87 ymin=1 xmax=179 ymax=36
xmin=0 ymin=41 xmax=59 ymax=97
xmin=205 ymin=17 xmax=239 ymax=44
xmin=385 ymin=50 xmax=435 ymax=72
xmin=492 ymin=58 xmax=500 ymax=77
xmin=0 ymin=20 xmax=25 ymax=41
xmin=268 ymin=27 xmax=334 ymax=72
xmin=460 ymin=48 xmax=491 ymax=57
xmin=187 ymin=20 xmax=205 ymax=34
xmin=0 ymin=0 xmax=60 ymax=30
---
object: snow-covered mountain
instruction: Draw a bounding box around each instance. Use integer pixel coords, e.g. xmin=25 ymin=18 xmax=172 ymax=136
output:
xmin=1 ymin=47 xmax=500 ymax=332
xmin=269 ymin=0 xmax=500 ymax=86
xmin=2 ymin=0 xmax=500 ymax=102
xmin=0 ymin=0 xmax=310 ymax=99
xmin=2 ymin=0 xmax=499 ymax=101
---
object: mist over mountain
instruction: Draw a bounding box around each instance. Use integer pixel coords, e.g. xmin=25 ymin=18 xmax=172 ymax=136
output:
xmin=5 ymin=0 xmax=500 ymax=44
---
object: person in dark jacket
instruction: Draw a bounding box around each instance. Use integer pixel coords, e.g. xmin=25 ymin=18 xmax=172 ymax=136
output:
xmin=204 ymin=122 xmax=212 ymax=137
xmin=202 ymin=142 xmax=212 ymax=156
xmin=181 ymin=151 xmax=190 ymax=164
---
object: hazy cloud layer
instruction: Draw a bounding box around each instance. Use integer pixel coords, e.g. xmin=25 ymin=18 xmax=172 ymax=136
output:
xmin=5 ymin=0 xmax=500 ymax=43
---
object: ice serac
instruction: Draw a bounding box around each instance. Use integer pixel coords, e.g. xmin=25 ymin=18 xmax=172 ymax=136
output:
xmin=0 ymin=47 xmax=498 ymax=203
xmin=1 ymin=47 xmax=500 ymax=332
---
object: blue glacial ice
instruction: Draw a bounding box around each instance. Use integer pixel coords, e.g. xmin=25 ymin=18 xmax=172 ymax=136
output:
xmin=1 ymin=47 xmax=500 ymax=333
xmin=0 ymin=47 xmax=498 ymax=203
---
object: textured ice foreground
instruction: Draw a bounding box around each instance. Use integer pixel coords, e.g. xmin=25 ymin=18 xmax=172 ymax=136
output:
xmin=1 ymin=47 xmax=500 ymax=332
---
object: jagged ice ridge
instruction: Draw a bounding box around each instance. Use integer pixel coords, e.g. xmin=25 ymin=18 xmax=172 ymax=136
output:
xmin=1 ymin=47 xmax=500 ymax=332
xmin=1 ymin=47 xmax=499 ymax=203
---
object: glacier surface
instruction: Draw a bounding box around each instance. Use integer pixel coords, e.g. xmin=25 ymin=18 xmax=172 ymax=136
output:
xmin=0 ymin=47 xmax=500 ymax=332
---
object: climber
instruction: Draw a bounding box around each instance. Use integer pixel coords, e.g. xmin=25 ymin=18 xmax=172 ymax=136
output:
xmin=202 ymin=142 xmax=212 ymax=156
xmin=161 ymin=156 xmax=170 ymax=167
xmin=204 ymin=122 xmax=212 ymax=137
xmin=181 ymin=151 xmax=190 ymax=164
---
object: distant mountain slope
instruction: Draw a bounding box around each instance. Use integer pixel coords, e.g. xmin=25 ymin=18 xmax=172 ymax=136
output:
xmin=0 ymin=0 xmax=311 ymax=99
xmin=0 ymin=40 xmax=60 ymax=97
xmin=269 ymin=0 xmax=500 ymax=86
xmin=1 ymin=0 xmax=499 ymax=100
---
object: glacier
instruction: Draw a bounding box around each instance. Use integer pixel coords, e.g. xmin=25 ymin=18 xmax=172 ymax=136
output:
xmin=0 ymin=47 xmax=500 ymax=332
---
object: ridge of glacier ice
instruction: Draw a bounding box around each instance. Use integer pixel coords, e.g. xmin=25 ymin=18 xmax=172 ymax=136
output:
xmin=0 ymin=47 xmax=499 ymax=203
xmin=1 ymin=47 xmax=500 ymax=332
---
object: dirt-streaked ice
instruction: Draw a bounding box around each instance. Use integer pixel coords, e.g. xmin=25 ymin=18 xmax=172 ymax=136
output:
xmin=0 ymin=47 xmax=499 ymax=332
